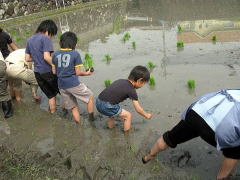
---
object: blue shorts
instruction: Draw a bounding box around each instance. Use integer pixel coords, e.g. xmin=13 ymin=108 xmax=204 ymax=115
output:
xmin=96 ymin=98 xmax=122 ymax=117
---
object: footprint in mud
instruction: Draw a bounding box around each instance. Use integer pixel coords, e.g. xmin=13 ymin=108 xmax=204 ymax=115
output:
xmin=177 ymin=151 xmax=191 ymax=168
xmin=169 ymin=150 xmax=192 ymax=168
xmin=0 ymin=121 xmax=10 ymax=135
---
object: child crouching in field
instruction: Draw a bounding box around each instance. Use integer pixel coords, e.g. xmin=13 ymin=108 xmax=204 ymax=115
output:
xmin=96 ymin=66 xmax=152 ymax=132
xmin=52 ymin=32 xmax=94 ymax=123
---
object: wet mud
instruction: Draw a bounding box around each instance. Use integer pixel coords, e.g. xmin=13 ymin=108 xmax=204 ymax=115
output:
xmin=1 ymin=0 xmax=240 ymax=179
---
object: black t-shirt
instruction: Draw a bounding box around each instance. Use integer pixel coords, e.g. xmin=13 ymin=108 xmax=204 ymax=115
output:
xmin=0 ymin=31 xmax=12 ymax=59
xmin=98 ymin=79 xmax=138 ymax=104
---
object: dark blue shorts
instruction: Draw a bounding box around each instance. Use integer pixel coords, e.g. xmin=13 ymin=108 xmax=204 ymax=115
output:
xmin=96 ymin=98 xmax=122 ymax=117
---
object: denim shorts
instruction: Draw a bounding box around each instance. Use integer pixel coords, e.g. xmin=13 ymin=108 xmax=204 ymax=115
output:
xmin=96 ymin=98 xmax=122 ymax=117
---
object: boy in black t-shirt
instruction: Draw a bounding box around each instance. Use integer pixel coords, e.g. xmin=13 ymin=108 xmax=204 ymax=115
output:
xmin=96 ymin=66 xmax=152 ymax=132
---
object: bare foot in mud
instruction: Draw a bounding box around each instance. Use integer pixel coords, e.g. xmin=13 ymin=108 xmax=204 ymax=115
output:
xmin=142 ymin=152 xmax=154 ymax=164
xmin=32 ymin=95 xmax=41 ymax=102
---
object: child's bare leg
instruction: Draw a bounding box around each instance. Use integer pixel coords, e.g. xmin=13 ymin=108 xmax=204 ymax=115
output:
xmin=71 ymin=106 xmax=80 ymax=123
xmin=14 ymin=90 xmax=21 ymax=102
xmin=87 ymin=96 xmax=94 ymax=120
xmin=107 ymin=117 xmax=115 ymax=129
xmin=87 ymin=96 xmax=94 ymax=113
xmin=143 ymin=136 xmax=169 ymax=163
xmin=118 ymin=109 xmax=132 ymax=132
xmin=217 ymin=158 xmax=238 ymax=179
xmin=49 ymin=97 xmax=56 ymax=113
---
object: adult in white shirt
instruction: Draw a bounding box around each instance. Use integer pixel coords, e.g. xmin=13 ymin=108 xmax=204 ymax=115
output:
xmin=5 ymin=49 xmax=40 ymax=102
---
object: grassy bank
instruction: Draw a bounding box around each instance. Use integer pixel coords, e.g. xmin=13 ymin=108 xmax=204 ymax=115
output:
xmin=0 ymin=0 xmax=125 ymax=28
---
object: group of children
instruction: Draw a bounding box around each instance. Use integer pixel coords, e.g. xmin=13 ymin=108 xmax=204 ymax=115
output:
xmin=0 ymin=19 xmax=152 ymax=132
xmin=1 ymin=19 xmax=239 ymax=179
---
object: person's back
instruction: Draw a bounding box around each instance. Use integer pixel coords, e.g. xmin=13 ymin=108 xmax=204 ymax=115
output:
xmin=98 ymin=79 xmax=138 ymax=105
xmin=0 ymin=28 xmax=18 ymax=59
xmin=52 ymin=50 xmax=81 ymax=89
xmin=26 ymin=33 xmax=53 ymax=73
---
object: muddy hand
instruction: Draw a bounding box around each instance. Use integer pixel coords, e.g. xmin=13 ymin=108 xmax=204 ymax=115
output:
xmin=146 ymin=113 xmax=152 ymax=119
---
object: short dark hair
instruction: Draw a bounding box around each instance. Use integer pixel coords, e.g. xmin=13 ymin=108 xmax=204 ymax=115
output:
xmin=60 ymin=32 xmax=77 ymax=49
xmin=36 ymin=20 xmax=58 ymax=36
xmin=128 ymin=65 xmax=150 ymax=82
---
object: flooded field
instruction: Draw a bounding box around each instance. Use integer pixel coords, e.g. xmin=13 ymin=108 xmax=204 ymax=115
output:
xmin=1 ymin=0 xmax=240 ymax=179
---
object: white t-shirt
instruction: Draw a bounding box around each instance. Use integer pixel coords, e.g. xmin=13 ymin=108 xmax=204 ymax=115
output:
xmin=5 ymin=49 xmax=26 ymax=67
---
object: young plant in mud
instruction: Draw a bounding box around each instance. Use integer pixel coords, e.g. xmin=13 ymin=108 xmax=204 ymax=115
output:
xmin=187 ymin=80 xmax=196 ymax=89
xmin=121 ymin=32 xmax=131 ymax=42
xmin=147 ymin=61 xmax=156 ymax=71
xmin=24 ymin=31 xmax=30 ymax=36
xmin=10 ymin=30 xmax=17 ymax=36
xmin=83 ymin=53 xmax=94 ymax=72
xmin=212 ymin=35 xmax=217 ymax=41
xmin=177 ymin=41 xmax=184 ymax=48
xmin=132 ymin=41 xmax=136 ymax=50
xmin=149 ymin=75 xmax=156 ymax=87
xmin=177 ymin=25 xmax=182 ymax=32
xmin=104 ymin=80 xmax=112 ymax=87
xmin=103 ymin=54 xmax=112 ymax=64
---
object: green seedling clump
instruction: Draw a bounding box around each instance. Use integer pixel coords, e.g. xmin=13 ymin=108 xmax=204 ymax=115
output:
xmin=177 ymin=41 xmax=184 ymax=48
xmin=177 ymin=25 xmax=182 ymax=32
xmin=187 ymin=80 xmax=196 ymax=89
xmin=10 ymin=30 xmax=17 ymax=36
xmin=212 ymin=35 xmax=217 ymax=41
xmin=132 ymin=41 xmax=136 ymax=50
xmin=83 ymin=53 xmax=94 ymax=71
xmin=104 ymin=80 xmax=112 ymax=87
xmin=16 ymin=36 xmax=24 ymax=42
xmin=104 ymin=54 xmax=112 ymax=63
xmin=121 ymin=32 xmax=131 ymax=42
xmin=147 ymin=61 xmax=156 ymax=70
xmin=149 ymin=75 xmax=156 ymax=86
xmin=24 ymin=31 xmax=30 ymax=36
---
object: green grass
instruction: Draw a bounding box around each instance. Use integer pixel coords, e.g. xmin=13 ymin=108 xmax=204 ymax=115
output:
xmin=132 ymin=41 xmax=136 ymax=50
xmin=149 ymin=76 xmax=156 ymax=86
xmin=83 ymin=53 xmax=94 ymax=70
xmin=104 ymin=54 xmax=112 ymax=63
xmin=121 ymin=32 xmax=131 ymax=42
xmin=10 ymin=30 xmax=17 ymax=36
xmin=147 ymin=61 xmax=156 ymax=70
xmin=177 ymin=25 xmax=182 ymax=32
xmin=104 ymin=80 xmax=112 ymax=87
xmin=16 ymin=36 xmax=24 ymax=42
xmin=177 ymin=41 xmax=184 ymax=48
xmin=187 ymin=80 xmax=196 ymax=89
xmin=24 ymin=31 xmax=30 ymax=36
xmin=211 ymin=35 xmax=217 ymax=41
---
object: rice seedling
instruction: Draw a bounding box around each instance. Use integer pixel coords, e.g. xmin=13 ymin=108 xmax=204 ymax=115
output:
xmin=177 ymin=25 xmax=182 ymax=32
xmin=132 ymin=41 xmax=136 ymax=50
xmin=83 ymin=53 xmax=94 ymax=72
xmin=58 ymin=33 xmax=62 ymax=40
xmin=211 ymin=35 xmax=217 ymax=41
xmin=10 ymin=30 xmax=17 ymax=36
xmin=16 ymin=36 xmax=24 ymax=42
xmin=149 ymin=76 xmax=156 ymax=86
xmin=24 ymin=31 xmax=30 ymax=36
xmin=77 ymin=37 xmax=80 ymax=42
xmin=104 ymin=80 xmax=112 ymax=87
xmin=103 ymin=54 xmax=112 ymax=63
xmin=177 ymin=41 xmax=184 ymax=48
xmin=187 ymin=80 xmax=196 ymax=89
xmin=121 ymin=32 xmax=131 ymax=42
xmin=147 ymin=61 xmax=156 ymax=71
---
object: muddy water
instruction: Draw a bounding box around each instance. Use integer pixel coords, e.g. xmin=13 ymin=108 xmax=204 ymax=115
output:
xmin=1 ymin=0 xmax=240 ymax=179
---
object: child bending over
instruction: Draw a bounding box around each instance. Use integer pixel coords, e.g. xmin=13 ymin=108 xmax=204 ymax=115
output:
xmin=96 ymin=65 xmax=152 ymax=132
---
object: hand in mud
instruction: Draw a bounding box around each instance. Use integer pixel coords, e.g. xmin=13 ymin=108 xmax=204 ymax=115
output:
xmin=86 ymin=69 xmax=93 ymax=75
xmin=145 ymin=113 xmax=152 ymax=119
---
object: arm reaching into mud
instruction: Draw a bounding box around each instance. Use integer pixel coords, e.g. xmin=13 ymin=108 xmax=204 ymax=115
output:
xmin=132 ymin=100 xmax=152 ymax=119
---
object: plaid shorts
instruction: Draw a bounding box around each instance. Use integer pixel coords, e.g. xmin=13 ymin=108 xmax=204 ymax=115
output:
xmin=60 ymin=83 xmax=93 ymax=109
